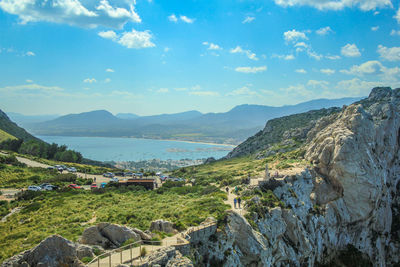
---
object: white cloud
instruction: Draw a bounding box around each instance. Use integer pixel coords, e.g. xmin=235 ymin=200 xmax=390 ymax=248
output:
xmin=307 ymin=80 xmax=329 ymax=89
xmin=180 ymin=15 xmax=194 ymax=23
xmin=326 ymin=54 xmax=341 ymax=60
xmin=272 ymin=54 xmax=295 ymax=60
xmin=235 ymin=66 xmax=267 ymax=73
xmin=230 ymin=46 xmax=258 ymax=60
xmin=157 ymin=88 xmax=169 ymax=93
xmin=203 ymin=42 xmax=222 ymax=50
xmin=83 ymin=78 xmax=97 ymax=83
xmin=226 ymin=86 xmax=258 ymax=96
xmin=284 ymin=29 xmax=308 ymax=43
xmin=395 ymin=7 xmax=400 ymax=23
xmin=391 ymin=29 xmax=400 ymax=36
xmin=340 ymin=60 xmax=400 ymax=82
xmin=0 ymin=0 xmax=141 ymax=28
xmin=242 ymin=16 xmax=255 ymax=24
xmin=26 ymin=51 xmax=35 ymax=56
xmin=341 ymin=43 xmax=361 ymax=57
xmin=0 ymin=83 xmax=64 ymax=93
xmin=273 ymin=0 xmax=392 ymax=11
xmin=189 ymin=91 xmax=219 ymax=96
xmin=118 ymin=29 xmax=155 ymax=49
xmin=336 ymin=78 xmax=389 ymax=95
xmin=98 ymin=30 xmax=117 ymax=40
xmin=316 ymin=26 xmax=333 ymax=35
xmin=104 ymin=78 xmax=111 ymax=83
xmin=26 ymin=79 xmax=33 ymax=83
xmin=307 ymin=50 xmax=322 ymax=60
xmin=371 ymin=26 xmax=379 ymax=31
xmin=105 ymin=68 xmax=114 ymax=72
xmin=320 ymin=68 xmax=335 ymax=75
xmin=168 ymin=14 xmax=178 ymax=22
xmin=99 ymin=29 xmax=155 ymax=49
xmin=295 ymin=69 xmax=307 ymax=74
xmin=377 ymin=45 xmax=400 ymax=61
xmin=341 ymin=60 xmax=383 ymax=76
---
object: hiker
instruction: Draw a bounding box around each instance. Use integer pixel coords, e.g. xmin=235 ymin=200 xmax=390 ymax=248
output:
xmin=235 ymin=186 xmax=238 ymax=194
xmin=225 ymin=187 xmax=229 ymax=194
xmin=94 ymin=177 xmax=96 ymax=182
xmin=238 ymin=197 xmax=242 ymax=209
xmin=233 ymin=198 xmax=237 ymax=209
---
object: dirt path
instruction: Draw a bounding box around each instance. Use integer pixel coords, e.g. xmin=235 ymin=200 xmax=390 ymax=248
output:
xmin=223 ymin=187 xmax=246 ymax=216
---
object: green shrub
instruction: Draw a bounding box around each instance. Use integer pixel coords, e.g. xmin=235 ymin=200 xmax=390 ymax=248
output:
xmin=140 ymin=247 xmax=147 ymax=257
xmin=81 ymin=257 xmax=93 ymax=264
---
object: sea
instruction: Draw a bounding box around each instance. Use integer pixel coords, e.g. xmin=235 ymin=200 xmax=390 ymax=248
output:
xmin=37 ymin=136 xmax=234 ymax=162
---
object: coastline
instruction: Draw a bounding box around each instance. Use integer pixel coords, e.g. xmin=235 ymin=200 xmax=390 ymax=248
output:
xmin=36 ymin=135 xmax=237 ymax=148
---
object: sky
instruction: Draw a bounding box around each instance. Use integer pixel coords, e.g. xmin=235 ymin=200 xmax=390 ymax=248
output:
xmin=0 ymin=0 xmax=399 ymax=116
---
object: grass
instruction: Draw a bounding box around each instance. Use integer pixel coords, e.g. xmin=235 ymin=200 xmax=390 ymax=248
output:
xmin=0 ymin=129 xmax=16 ymax=143
xmin=170 ymin=148 xmax=308 ymax=187
xmin=0 ymin=185 xmax=229 ymax=262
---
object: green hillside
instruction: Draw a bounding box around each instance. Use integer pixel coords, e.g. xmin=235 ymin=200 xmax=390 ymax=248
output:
xmin=0 ymin=129 xmax=16 ymax=143
xmin=0 ymin=110 xmax=40 ymax=142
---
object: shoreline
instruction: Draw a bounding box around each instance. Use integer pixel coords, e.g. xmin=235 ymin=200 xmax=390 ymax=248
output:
xmin=36 ymin=135 xmax=237 ymax=148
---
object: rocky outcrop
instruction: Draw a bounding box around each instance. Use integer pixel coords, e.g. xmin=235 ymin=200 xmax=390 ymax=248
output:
xmin=76 ymin=244 xmax=95 ymax=260
xmin=132 ymin=228 xmax=152 ymax=240
xmin=79 ymin=223 xmax=141 ymax=248
xmin=2 ymin=235 xmax=84 ymax=267
xmin=150 ymin=220 xmax=176 ymax=234
xmin=136 ymin=247 xmax=193 ymax=267
xmin=195 ymin=87 xmax=400 ymax=266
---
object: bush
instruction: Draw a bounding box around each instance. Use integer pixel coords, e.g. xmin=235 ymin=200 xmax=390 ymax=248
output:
xmin=81 ymin=257 xmax=93 ymax=264
xmin=140 ymin=247 xmax=147 ymax=257
xmin=260 ymin=179 xmax=282 ymax=192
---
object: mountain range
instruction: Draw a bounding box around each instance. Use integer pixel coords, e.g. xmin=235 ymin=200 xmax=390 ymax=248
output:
xmin=9 ymin=97 xmax=362 ymax=145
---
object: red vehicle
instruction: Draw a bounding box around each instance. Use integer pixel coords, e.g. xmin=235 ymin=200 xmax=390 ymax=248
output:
xmin=68 ymin=184 xmax=82 ymax=189
xmin=90 ymin=183 xmax=98 ymax=190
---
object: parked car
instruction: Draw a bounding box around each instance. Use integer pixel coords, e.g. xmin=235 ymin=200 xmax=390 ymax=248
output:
xmin=42 ymin=185 xmax=54 ymax=191
xmin=90 ymin=183 xmax=97 ymax=190
xmin=68 ymin=184 xmax=82 ymax=189
xmin=114 ymin=172 xmax=125 ymax=177
xmin=103 ymin=172 xmax=114 ymax=178
xmin=27 ymin=186 xmax=41 ymax=191
xmin=67 ymin=167 xmax=77 ymax=173
xmin=124 ymin=172 xmax=133 ymax=177
xmin=100 ymin=182 xmax=107 ymax=188
xmin=110 ymin=177 xmax=119 ymax=183
xmin=160 ymin=176 xmax=168 ymax=181
xmin=47 ymin=166 xmax=55 ymax=170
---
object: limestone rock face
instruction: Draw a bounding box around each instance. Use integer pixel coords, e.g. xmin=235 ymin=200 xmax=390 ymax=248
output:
xmin=194 ymin=87 xmax=400 ymax=267
xmin=79 ymin=223 xmax=141 ymax=248
xmin=136 ymin=247 xmax=178 ymax=267
xmin=2 ymin=235 xmax=84 ymax=267
xmin=150 ymin=220 xmax=175 ymax=234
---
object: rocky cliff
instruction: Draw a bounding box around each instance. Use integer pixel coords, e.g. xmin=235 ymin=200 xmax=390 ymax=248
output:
xmin=195 ymin=87 xmax=400 ymax=266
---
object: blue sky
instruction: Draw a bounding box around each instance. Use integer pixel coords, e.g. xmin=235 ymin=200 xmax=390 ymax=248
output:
xmin=0 ymin=0 xmax=399 ymax=116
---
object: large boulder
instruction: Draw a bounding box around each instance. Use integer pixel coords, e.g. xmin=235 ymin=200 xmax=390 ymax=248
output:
xmin=79 ymin=223 xmax=141 ymax=249
xmin=79 ymin=225 xmax=110 ymax=248
xmin=2 ymin=235 xmax=84 ymax=267
xmin=150 ymin=220 xmax=175 ymax=233
xmin=132 ymin=228 xmax=152 ymax=240
xmin=98 ymin=223 xmax=140 ymax=247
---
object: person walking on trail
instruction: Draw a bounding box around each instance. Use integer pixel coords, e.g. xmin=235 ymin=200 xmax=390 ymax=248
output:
xmin=233 ymin=198 xmax=237 ymax=209
xmin=225 ymin=187 xmax=229 ymax=194
xmin=235 ymin=186 xmax=238 ymax=194
xmin=237 ymin=197 xmax=242 ymax=209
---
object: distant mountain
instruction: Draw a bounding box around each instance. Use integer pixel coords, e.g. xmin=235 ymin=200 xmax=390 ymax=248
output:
xmin=26 ymin=96 xmax=363 ymax=144
xmin=7 ymin=112 xmax=59 ymax=128
xmin=115 ymin=113 xmax=140 ymax=120
xmin=0 ymin=109 xmax=41 ymax=142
